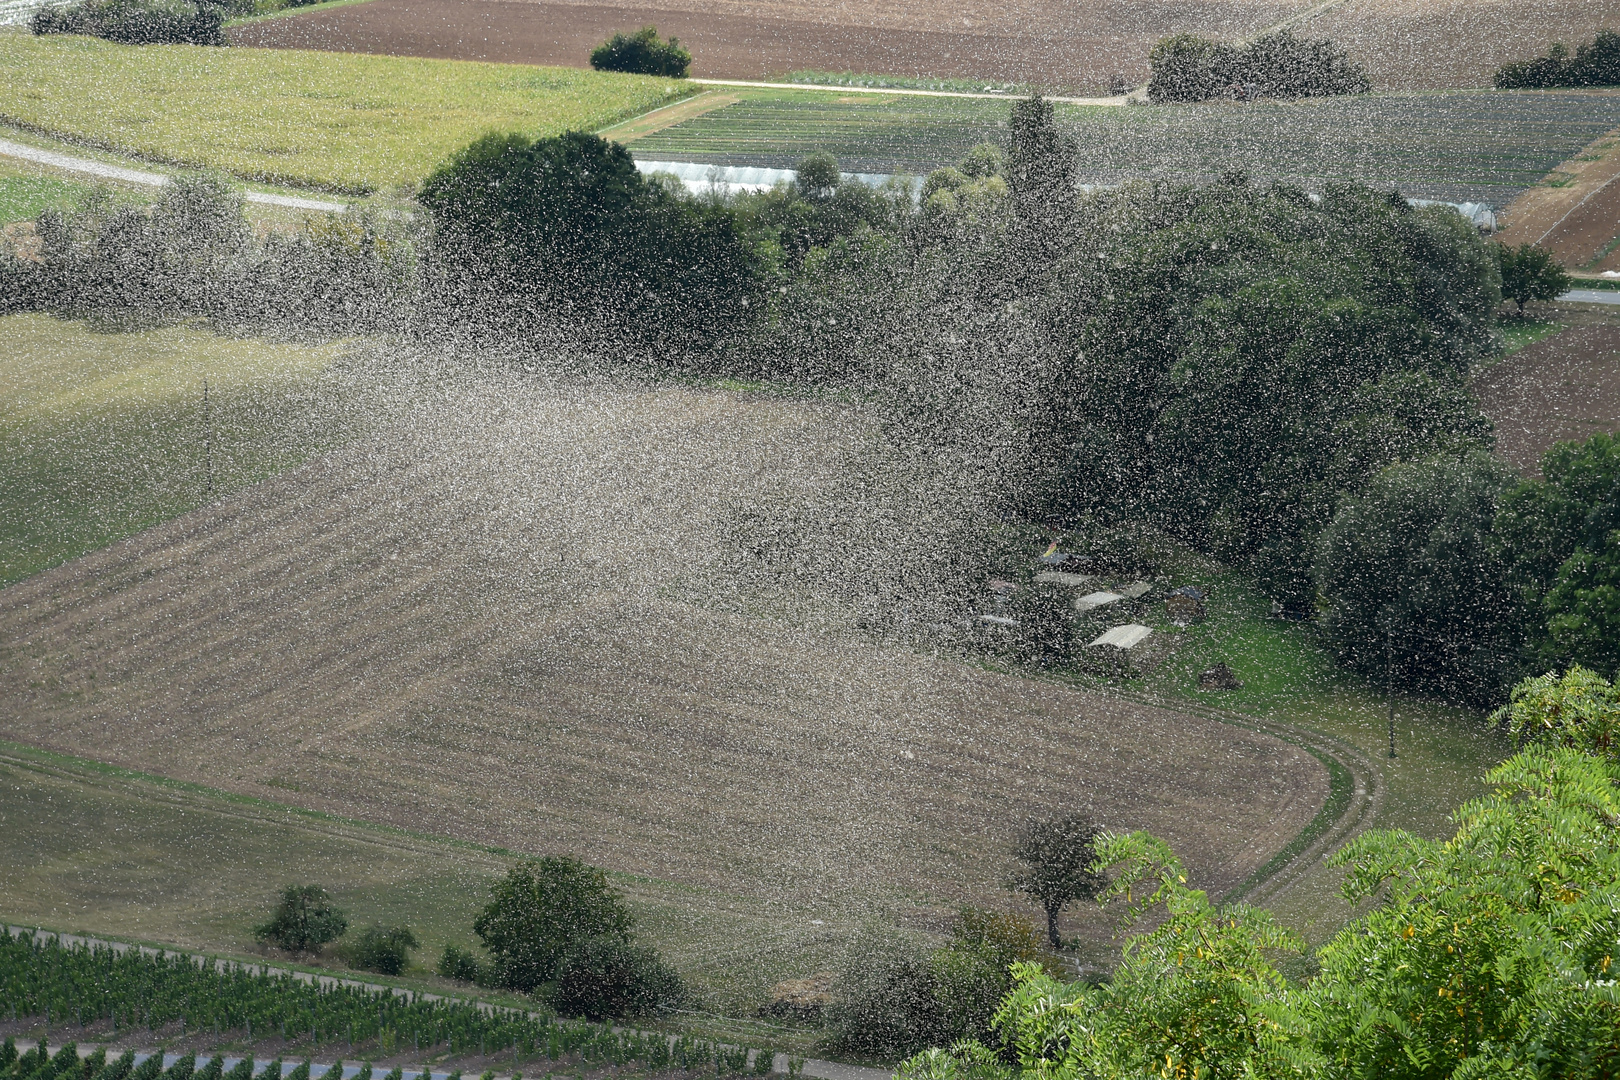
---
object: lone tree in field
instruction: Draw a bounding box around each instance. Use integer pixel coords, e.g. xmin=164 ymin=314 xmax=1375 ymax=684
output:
xmin=474 ymin=856 xmax=634 ymax=992
xmin=1496 ymin=241 xmax=1571 ymax=314
xmin=1008 ymin=816 xmax=1106 ymax=948
xmin=255 ymin=885 xmax=349 ymax=953
xmin=590 ymin=25 xmax=691 ymax=77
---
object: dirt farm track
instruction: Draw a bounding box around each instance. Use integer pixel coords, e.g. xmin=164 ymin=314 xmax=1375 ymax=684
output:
xmin=0 ymin=368 xmax=1327 ymax=932
xmin=230 ymin=0 xmax=1620 ymax=92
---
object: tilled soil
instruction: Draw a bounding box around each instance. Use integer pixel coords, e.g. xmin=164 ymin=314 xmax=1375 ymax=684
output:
xmin=227 ymin=0 xmax=1620 ymax=91
xmin=0 ymin=371 xmax=1327 ymax=924
xmin=1474 ymin=321 xmax=1620 ymax=475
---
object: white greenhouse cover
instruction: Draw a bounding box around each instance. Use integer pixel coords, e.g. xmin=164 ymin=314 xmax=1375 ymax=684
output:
xmin=1089 ymin=624 xmax=1154 ymax=649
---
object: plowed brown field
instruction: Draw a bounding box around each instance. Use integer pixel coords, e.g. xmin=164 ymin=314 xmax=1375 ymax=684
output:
xmin=228 ymin=0 xmax=1620 ymax=91
xmin=0 ymin=370 xmax=1327 ymax=929
xmin=1475 ymin=319 xmax=1620 ymax=475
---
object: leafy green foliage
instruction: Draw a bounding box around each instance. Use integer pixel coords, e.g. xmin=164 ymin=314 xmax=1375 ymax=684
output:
xmin=589 ymin=26 xmax=690 ymax=78
xmin=472 ymin=857 xmax=634 ymax=993
xmin=827 ymin=925 xmax=943 ymax=1059
xmin=419 ymin=130 xmax=762 ymax=354
xmin=254 ymin=885 xmax=349 ymax=953
xmin=436 ymin=944 xmax=487 ymax=985
xmin=546 ymin=937 xmax=685 ymax=1020
xmin=1148 ymin=30 xmax=1369 ymax=102
xmin=31 ymin=0 xmax=225 ymax=46
xmin=1495 ymin=241 xmax=1571 ymax=312
xmin=341 ymin=926 xmax=419 ymax=976
xmin=1540 ymin=529 xmax=1620 ymax=676
xmin=1489 ymin=665 xmax=1620 ymax=758
xmin=1495 ymin=30 xmax=1620 ymax=89
xmin=1314 ymin=450 xmax=1522 ymax=703
xmin=1008 ymin=817 xmax=1105 ymax=948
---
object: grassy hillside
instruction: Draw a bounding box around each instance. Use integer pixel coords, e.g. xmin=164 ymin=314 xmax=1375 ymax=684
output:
xmin=0 ymin=29 xmax=692 ymax=193
xmin=0 ymin=314 xmax=359 ymax=587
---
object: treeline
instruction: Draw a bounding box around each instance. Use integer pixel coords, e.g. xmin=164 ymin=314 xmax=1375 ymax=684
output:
xmin=1147 ymin=30 xmax=1370 ymax=102
xmin=0 ymin=931 xmax=778 ymax=1074
xmin=3 ymin=99 xmax=1590 ymax=703
xmin=1495 ymin=29 xmax=1620 ymax=89
xmin=897 ymin=666 xmax=1620 ymax=1080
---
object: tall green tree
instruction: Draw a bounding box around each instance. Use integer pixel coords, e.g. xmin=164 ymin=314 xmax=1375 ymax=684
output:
xmin=1008 ymin=816 xmax=1105 ymax=948
xmin=1496 ymin=241 xmax=1571 ymax=312
xmin=473 ymin=856 xmax=633 ymax=992
xmin=254 ymin=885 xmax=348 ymax=953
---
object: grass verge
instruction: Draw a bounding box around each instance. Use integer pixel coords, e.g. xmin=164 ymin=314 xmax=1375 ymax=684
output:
xmin=0 ymin=29 xmax=694 ymax=193
xmin=0 ymin=314 xmax=361 ymax=588
xmin=0 ymin=739 xmax=847 ymax=1050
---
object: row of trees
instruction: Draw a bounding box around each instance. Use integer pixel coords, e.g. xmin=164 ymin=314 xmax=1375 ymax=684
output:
xmin=31 ymin=0 xmax=228 ymax=46
xmin=898 ymin=665 xmax=1620 ymax=1080
xmin=1315 ymin=432 xmax=1620 ymax=703
xmin=1147 ymin=30 xmax=1370 ymax=102
xmin=1495 ymin=29 xmax=1620 ymax=89
xmin=0 ymin=929 xmax=765 ymax=1071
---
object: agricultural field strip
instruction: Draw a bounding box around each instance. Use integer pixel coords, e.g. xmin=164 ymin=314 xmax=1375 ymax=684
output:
xmin=0 ymin=138 xmax=348 ymax=212
xmin=687 ymin=78 xmax=1122 ymax=106
xmin=0 ymin=926 xmax=886 ymax=1080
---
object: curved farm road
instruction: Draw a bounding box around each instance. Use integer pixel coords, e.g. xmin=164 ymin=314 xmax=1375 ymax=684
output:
xmin=0 ymin=368 xmax=1332 ymax=945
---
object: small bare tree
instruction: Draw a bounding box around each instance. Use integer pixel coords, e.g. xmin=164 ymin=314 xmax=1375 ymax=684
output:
xmin=1009 ymin=816 xmax=1106 ymax=949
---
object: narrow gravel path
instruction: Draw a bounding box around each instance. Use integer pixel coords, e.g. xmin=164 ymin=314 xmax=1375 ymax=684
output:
xmin=0 ymin=138 xmax=349 ymax=212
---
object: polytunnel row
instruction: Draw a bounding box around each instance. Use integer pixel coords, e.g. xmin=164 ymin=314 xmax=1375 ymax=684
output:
xmin=0 ymin=932 xmax=782 ymax=1076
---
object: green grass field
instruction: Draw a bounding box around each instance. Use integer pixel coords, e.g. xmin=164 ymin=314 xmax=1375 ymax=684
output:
xmin=0 ymin=29 xmax=692 ymax=193
xmin=0 ymin=159 xmax=111 ymax=223
xmin=630 ymin=87 xmax=1620 ymax=205
xmin=0 ymin=739 xmax=852 ymax=1050
xmin=0 ymin=314 xmax=364 ymax=588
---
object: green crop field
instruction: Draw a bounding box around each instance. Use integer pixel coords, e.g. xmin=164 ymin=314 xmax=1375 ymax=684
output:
xmin=629 ymin=87 xmax=1620 ymax=205
xmin=0 ymin=29 xmax=692 ymax=193
xmin=0 ymin=314 xmax=365 ymax=588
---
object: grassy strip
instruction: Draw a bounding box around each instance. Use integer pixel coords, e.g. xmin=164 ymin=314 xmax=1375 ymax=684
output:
xmin=781 ymin=70 xmax=1032 ymax=95
xmin=0 ymin=315 xmax=360 ymax=588
xmin=1219 ymin=743 xmax=1354 ymax=904
xmin=1498 ymin=317 xmax=1564 ymax=354
xmin=0 ymin=30 xmax=693 ymax=193
xmin=225 ymin=0 xmax=380 ymax=27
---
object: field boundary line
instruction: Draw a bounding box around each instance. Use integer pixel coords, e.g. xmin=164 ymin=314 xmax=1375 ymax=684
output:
xmin=687 ymin=78 xmax=1124 ymax=106
xmin=2 ymin=926 xmax=888 ymax=1080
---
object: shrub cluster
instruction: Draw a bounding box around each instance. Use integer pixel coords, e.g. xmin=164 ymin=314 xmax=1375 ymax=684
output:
xmin=31 ymin=0 xmax=226 ymax=46
xmin=1147 ymin=30 xmax=1369 ymax=102
xmin=1 ymin=173 xmax=413 ymax=338
xmin=437 ymin=856 xmax=685 ymax=1021
xmin=1495 ymin=29 xmax=1620 ymax=88
xmin=828 ymin=911 xmax=1055 ymax=1060
xmin=589 ymin=25 xmax=691 ymax=78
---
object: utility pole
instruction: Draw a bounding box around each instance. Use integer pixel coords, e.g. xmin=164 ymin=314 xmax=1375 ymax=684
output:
xmin=1386 ymin=626 xmax=1396 ymax=759
xmin=203 ymin=377 xmax=215 ymax=500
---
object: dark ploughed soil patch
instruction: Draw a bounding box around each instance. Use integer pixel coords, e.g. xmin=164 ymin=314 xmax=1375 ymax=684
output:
xmin=1474 ymin=323 xmax=1620 ymax=475
xmin=228 ymin=0 xmax=1162 ymax=88
xmin=228 ymin=0 xmax=1620 ymax=91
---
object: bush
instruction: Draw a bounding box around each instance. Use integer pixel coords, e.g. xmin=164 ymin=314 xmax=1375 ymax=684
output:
xmin=1495 ymin=240 xmax=1570 ymax=312
xmin=589 ymin=26 xmax=690 ymax=77
xmin=418 ymin=130 xmax=762 ymax=354
xmin=254 ymin=885 xmax=348 ymax=953
xmin=546 ymin=937 xmax=685 ymax=1020
xmin=343 ymin=926 xmax=419 ymax=976
xmin=471 ymin=857 xmax=634 ymax=993
xmin=827 ymin=927 xmax=943 ymax=1059
xmin=31 ymin=0 xmax=225 ymax=45
xmin=1495 ymin=29 xmax=1620 ymax=88
xmin=1314 ymin=451 xmax=1522 ymax=704
xmin=1148 ymin=30 xmax=1368 ymax=102
xmin=436 ymin=944 xmax=487 ymax=984
xmin=930 ymin=910 xmax=1050 ymax=1045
